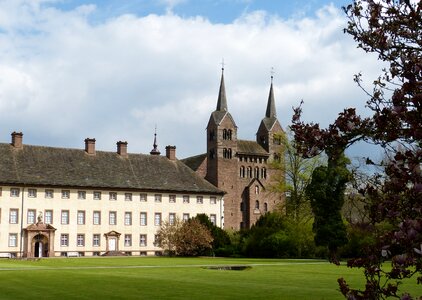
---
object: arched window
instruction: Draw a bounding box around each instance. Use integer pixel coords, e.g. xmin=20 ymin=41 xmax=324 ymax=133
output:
xmin=255 ymin=200 xmax=259 ymax=210
xmin=227 ymin=129 xmax=232 ymax=140
xmin=223 ymin=129 xmax=230 ymax=140
xmin=255 ymin=185 xmax=259 ymax=194
xmin=228 ymin=148 xmax=232 ymax=159
xmin=261 ymin=168 xmax=267 ymax=179
xmin=254 ymin=167 xmax=259 ymax=179
xmin=240 ymin=202 xmax=244 ymax=211
xmin=247 ymin=166 xmax=252 ymax=178
xmin=240 ymin=166 xmax=245 ymax=178
xmin=264 ymin=202 xmax=268 ymax=212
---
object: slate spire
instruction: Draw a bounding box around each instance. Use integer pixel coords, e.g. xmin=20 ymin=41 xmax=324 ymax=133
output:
xmin=150 ymin=127 xmax=160 ymax=155
xmin=265 ymin=75 xmax=276 ymax=118
xmin=216 ymin=67 xmax=228 ymax=112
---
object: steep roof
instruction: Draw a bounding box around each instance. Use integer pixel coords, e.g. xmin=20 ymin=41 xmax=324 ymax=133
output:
xmin=237 ymin=140 xmax=269 ymax=156
xmin=181 ymin=153 xmax=207 ymax=172
xmin=0 ymin=143 xmax=223 ymax=195
xmin=216 ymin=70 xmax=228 ymax=112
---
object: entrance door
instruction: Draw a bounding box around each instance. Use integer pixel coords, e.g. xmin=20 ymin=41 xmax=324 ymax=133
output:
xmin=109 ymin=238 xmax=116 ymax=251
xmin=34 ymin=242 xmax=43 ymax=258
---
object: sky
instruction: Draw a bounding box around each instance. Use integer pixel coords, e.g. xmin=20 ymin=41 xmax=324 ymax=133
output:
xmin=0 ymin=0 xmax=385 ymax=161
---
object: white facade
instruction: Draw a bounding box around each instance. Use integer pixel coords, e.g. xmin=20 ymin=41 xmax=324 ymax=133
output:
xmin=0 ymin=186 xmax=223 ymax=257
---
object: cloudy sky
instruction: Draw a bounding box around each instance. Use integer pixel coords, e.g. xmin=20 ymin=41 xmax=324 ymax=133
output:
xmin=0 ymin=0 xmax=384 ymax=160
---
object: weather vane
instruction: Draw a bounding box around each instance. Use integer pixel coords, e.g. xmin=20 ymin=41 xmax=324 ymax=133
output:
xmin=270 ymin=67 xmax=275 ymax=82
xmin=221 ymin=58 xmax=225 ymax=71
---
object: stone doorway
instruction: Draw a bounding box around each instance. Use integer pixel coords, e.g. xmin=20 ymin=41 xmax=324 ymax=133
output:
xmin=24 ymin=214 xmax=56 ymax=258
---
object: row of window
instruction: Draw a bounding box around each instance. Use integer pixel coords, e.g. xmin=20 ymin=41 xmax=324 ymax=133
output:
xmin=0 ymin=188 xmax=216 ymax=204
xmin=240 ymin=201 xmax=268 ymax=212
xmin=7 ymin=233 xmax=157 ymax=248
xmin=5 ymin=209 xmax=217 ymax=227
xmin=208 ymin=129 xmax=233 ymax=141
xmin=238 ymin=156 xmax=268 ymax=164
xmin=239 ymin=166 xmax=267 ymax=179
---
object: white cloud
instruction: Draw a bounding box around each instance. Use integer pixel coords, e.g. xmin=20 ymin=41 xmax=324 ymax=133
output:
xmin=0 ymin=2 xmax=384 ymax=159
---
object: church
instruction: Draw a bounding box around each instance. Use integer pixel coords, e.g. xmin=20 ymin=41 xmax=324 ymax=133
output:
xmin=0 ymin=70 xmax=284 ymax=258
xmin=182 ymin=69 xmax=285 ymax=230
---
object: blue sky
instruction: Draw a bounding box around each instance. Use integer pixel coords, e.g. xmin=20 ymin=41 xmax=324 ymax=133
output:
xmin=54 ymin=0 xmax=351 ymax=23
xmin=0 ymin=0 xmax=383 ymax=162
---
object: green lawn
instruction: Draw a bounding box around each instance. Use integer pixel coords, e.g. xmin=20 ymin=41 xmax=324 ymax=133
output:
xmin=0 ymin=257 xmax=419 ymax=299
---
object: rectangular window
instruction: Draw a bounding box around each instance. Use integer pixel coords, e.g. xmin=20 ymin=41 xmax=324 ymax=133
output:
xmin=9 ymin=209 xmax=18 ymax=224
xmin=93 ymin=211 xmax=101 ymax=225
xmin=169 ymin=195 xmax=176 ymax=203
xmin=45 ymin=189 xmax=53 ymax=198
xmin=154 ymin=213 xmax=161 ymax=226
xmin=124 ymin=212 xmax=132 ymax=226
xmin=109 ymin=192 xmax=117 ymax=201
xmin=8 ymin=233 xmax=17 ymax=247
xmin=183 ymin=195 xmax=190 ymax=204
xmin=169 ymin=213 xmax=176 ymax=225
xmin=210 ymin=197 xmax=217 ymax=204
xmin=45 ymin=210 xmax=53 ymax=224
xmin=196 ymin=196 xmax=203 ymax=204
xmin=10 ymin=188 xmax=20 ymax=197
xmin=154 ymin=234 xmax=160 ymax=246
xmin=61 ymin=234 xmax=69 ymax=247
xmin=140 ymin=212 xmax=147 ymax=226
xmin=93 ymin=234 xmax=100 ymax=247
xmin=61 ymin=210 xmax=69 ymax=225
xmin=109 ymin=211 xmax=116 ymax=225
xmin=77 ymin=234 xmax=85 ymax=247
xmin=210 ymin=214 xmax=217 ymax=225
xmin=183 ymin=213 xmax=189 ymax=222
xmin=61 ymin=190 xmax=70 ymax=199
xmin=124 ymin=234 xmax=132 ymax=247
xmin=77 ymin=211 xmax=85 ymax=225
xmin=27 ymin=209 xmax=36 ymax=224
xmin=154 ymin=194 xmax=162 ymax=203
xmin=93 ymin=191 xmax=101 ymax=200
xmin=77 ymin=191 xmax=86 ymax=200
xmin=140 ymin=234 xmax=147 ymax=247
xmin=140 ymin=194 xmax=147 ymax=202
xmin=28 ymin=189 xmax=37 ymax=198
xmin=125 ymin=193 xmax=132 ymax=201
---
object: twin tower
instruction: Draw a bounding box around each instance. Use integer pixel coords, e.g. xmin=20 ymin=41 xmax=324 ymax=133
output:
xmin=183 ymin=69 xmax=284 ymax=230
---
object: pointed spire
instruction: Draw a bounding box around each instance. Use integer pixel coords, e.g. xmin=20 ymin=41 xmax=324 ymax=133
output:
xmin=150 ymin=126 xmax=160 ymax=155
xmin=216 ymin=66 xmax=228 ymax=112
xmin=265 ymin=75 xmax=276 ymax=118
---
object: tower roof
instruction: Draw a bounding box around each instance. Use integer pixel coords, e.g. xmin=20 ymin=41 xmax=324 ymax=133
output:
xmin=216 ymin=69 xmax=228 ymax=112
xmin=265 ymin=77 xmax=276 ymax=118
xmin=150 ymin=129 xmax=160 ymax=155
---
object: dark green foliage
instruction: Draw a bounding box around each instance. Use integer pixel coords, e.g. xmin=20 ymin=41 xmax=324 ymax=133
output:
xmin=306 ymin=154 xmax=351 ymax=261
xmin=193 ymin=214 xmax=231 ymax=254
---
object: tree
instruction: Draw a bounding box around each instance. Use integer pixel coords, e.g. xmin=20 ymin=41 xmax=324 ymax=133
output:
xmin=156 ymin=217 xmax=183 ymax=256
xmin=175 ymin=218 xmax=213 ymax=257
xmin=271 ymin=131 xmax=324 ymax=256
xmin=192 ymin=214 xmax=231 ymax=255
xmin=292 ymin=0 xmax=421 ymax=298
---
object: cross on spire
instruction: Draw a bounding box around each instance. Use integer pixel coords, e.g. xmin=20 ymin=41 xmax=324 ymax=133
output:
xmin=221 ymin=58 xmax=225 ymax=72
xmin=270 ymin=67 xmax=275 ymax=82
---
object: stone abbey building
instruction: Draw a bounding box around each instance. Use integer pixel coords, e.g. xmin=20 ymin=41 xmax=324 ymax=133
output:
xmin=0 ymin=70 xmax=284 ymax=258
xmin=182 ymin=70 xmax=285 ymax=230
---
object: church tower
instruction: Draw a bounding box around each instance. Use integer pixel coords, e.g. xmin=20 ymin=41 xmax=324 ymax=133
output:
xmin=257 ymin=76 xmax=284 ymax=161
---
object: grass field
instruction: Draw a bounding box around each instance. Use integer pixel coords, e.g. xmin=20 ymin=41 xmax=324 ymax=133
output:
xmin=0 ymin=257 xmax=420 ymax=299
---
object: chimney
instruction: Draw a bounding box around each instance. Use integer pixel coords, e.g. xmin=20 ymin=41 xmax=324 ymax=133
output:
xmin=11 ymin=132 xmax=23 ymax=149
xmin=117 ymin=141 xmax=128 ymax=158
xmin=165 ymin=145 xmax=176 ymax=161
xmin=84 ymin=138 xmax=96 ymax=155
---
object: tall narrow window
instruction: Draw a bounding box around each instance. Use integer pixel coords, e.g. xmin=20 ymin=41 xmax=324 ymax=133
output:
xmin=255 ymin=200 xmax=260 ymax=210
xmin=27 ymin=210 xmax=36 ymax=224
xmin=61 ymin=210 xmax=69 ymax=225
xmin=210 ymin=214 xmax=216 ymax=225
xmin=140 ymin=234 xmax=147 ymax=247
xmin=124 ymin=234 xmax=132 ymax=247
xmin=140 ymin=212 xmax=147 ymax=226
xmin=9 ymin=234 xmax=18 ymax=247
xmin=169 ymin=213 xmax=176 ymax=225
xmin=109 ymin=212 xmax=117 ymax=225
xmin=77 ymin=211 xmax=85 ymax=225
xmin=61 ymin=234 xmax=69 ymax=247
xmin=254 ymin=167 xmax=259 ymax=178
xmin=154 ymin=213 xmax=162 ymax=226
xmin=183 ymin=213 xmax=189 ymax=222
xmin=247 ymin=166 xmax=252 ymax=178
xmin=124 ymin=212 xmax=132 ymax=226
xmin=45 ymin=210 xmax=53 ymax=224
xmin=77 ymin=234 xmax=85 ymax=247
xmin=93 ymin=211 xmax=101 ymax=225
xmin=240 ymin=166 xmax=245 ymax=178
xmin=93 ymin=234 xmax=100 ymax=247
xmin=261 ymin=168 xmax=267 ymax=179
xmin=264 ymin=202 xmax=268 ymax=212
xmin=9 ymin=209 xmax=18 ymax=224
